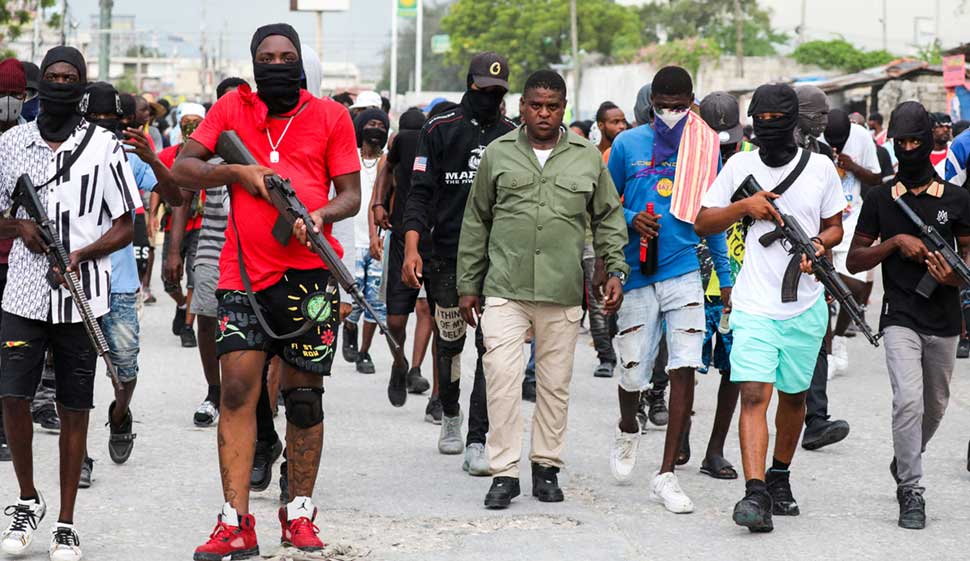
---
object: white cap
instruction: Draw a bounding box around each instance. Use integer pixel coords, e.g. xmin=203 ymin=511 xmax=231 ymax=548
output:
xmin=177 ymin=102 xmax=206 ymax=122
xmin=350 ymin=90 xmax=382 ymax=110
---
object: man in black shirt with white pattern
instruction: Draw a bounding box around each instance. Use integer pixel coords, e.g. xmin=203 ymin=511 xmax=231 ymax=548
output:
xmin=0 ymin=47 xmax=139 ymax=561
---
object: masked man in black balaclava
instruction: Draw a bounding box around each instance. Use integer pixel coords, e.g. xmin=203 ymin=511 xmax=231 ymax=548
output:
xmin=0 ymin=46 xmax=142 ymax=561
xmin=846 ymin=100 xmax=970 ymax=531
xmin=695 ymin=83 xmax=848 ymax=534
xmin=172 ymin=23 xmax=362 ymax=559
xmin=399 ymin=52 xmax=515 ymax=473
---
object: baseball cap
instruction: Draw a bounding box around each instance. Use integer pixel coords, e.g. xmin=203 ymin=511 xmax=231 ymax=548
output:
xmin=19 ymin=61 xmax=39 ymax=97
xmin=468 ymin=52 xmax=509 ymax=90
xmin=350 ymin=90 xmax=382 ymax=110
xmin=932 ymin=112 xmax=952 ymax=127
xmin=699 ymin=91 xmax=742 ymax=145
xmin=82 ymin=81 xmax=123 ymax=116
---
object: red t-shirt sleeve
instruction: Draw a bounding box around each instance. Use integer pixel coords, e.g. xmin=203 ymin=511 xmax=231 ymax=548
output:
xmin=158 ymin=145 xmax=177 ymax=169
xmin=325 ymin=105 xmax=361 ymax=179
xmin=190 ymin=94 xmax=232 ymax=153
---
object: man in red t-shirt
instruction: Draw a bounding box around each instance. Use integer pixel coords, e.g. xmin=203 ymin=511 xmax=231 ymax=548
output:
xmin=172 ymin=24 xmax=361 ymax=559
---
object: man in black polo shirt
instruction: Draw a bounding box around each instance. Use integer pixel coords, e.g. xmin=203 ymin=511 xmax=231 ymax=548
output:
xmin=847 ymin=100 xmax=970 ymax=531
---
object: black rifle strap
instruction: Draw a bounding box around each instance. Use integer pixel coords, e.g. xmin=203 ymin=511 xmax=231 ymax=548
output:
xmin=38 ymin=123 xmax=98 ymax=189
xmin=227 ymin=188 xmax=327 ymax=341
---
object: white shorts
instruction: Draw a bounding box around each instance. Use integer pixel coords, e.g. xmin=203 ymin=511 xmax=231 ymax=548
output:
xmin=833 ymin=250 xmax=866 ymax=283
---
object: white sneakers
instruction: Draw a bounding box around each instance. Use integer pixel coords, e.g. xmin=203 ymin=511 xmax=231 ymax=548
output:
xmin=609 ymin=425 xmax=641 ymax=483
xmin=49 ymin=524 xmax=82 ymax=561
xmin=650 ymin=472 xmax=694 ymax=513
xmin=438 ymin=408 xmax=464 ymax=455
xmin=462 ymin=443 xmax=490 ymax=476
xmin=828 ymin=336 xmax=849 ymax=379
xmin=1 ymin=492 xmax=46 ymax=555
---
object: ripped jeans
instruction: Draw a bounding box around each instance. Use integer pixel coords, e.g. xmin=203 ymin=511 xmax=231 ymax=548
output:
xmin=613 ymin=272 xmax=705 ymax=393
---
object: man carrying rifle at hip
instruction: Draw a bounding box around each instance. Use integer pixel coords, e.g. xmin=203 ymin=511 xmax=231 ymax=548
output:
xmin=0 ymin=47 xmax=140 ymax=561
xmin=694 ymin=84 xmax=847 ymax=534
xmin=846 ymin=101 xmax=970 ymax=531
xmin=172 ymin=24 xmax=361 ymax=559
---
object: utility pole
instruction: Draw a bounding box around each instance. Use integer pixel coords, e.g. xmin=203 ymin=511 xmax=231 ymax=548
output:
xmin=98 ymin=0 xmax=113 ymax=80
xmin=59 ymin=0 xmax=68 ymax=46
xmin=881 ymin=0 xmax=888 ymax=51
xmin=734 ymin=0 xmax=744 ymax=78
xmin=390 ymin=0 xmax=398 ymax=108
xmin=798 ymin=0 xmax=806 ymax=44
xmin=415 ymin=0 xmax=423 ymax=94
xmin=570 ymin=0 xmax=579 ymax=119
xmin=315 ymin=11 xmax=323 ymax=61
xmin=199 ymin=0 xmax=207 ymax=99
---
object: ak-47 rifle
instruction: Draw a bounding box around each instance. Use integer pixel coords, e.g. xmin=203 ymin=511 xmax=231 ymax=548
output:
xmin=895 ymin=194 xmax=970 ymax=297
xmin=12 ymin=174 xmax=123 ymax=389
xmin=215 ymin=131 xmax=404 ymax=361
xmin=732 ymin=174 xmax=882 ymax=347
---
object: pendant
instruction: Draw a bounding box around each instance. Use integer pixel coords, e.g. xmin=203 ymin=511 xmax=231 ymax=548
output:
xmin=270 ymin=150 xmax=280 ymax=163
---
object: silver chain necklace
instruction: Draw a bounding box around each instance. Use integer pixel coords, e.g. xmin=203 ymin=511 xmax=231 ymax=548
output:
xmin=265 ymin=115 xmax=296 ymax=163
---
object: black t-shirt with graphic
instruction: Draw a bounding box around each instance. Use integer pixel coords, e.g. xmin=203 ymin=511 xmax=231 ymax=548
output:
xmin=855 ymin=180 xmax=970 ymax=336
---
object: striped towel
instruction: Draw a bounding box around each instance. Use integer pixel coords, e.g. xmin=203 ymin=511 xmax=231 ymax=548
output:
xmin=669 ymin=112 xmax=720 ymax=224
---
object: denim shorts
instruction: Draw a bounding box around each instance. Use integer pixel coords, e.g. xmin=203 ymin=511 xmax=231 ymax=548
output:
xmin=729 ymin=295 xmax=828 ymax=394
xmin=614 ymin=272 xmax=705 ymax=392
xmin=102 ymin=292 xmax=140 ymax=383
xmin=347 ymin=247 xmax=387 ymax=325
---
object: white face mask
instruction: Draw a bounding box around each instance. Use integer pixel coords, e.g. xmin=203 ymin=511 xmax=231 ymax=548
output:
xmin=0 ymin=96 xmax=23 ymax=123
xmin=655 ymin=107 xmax=689 ymax=130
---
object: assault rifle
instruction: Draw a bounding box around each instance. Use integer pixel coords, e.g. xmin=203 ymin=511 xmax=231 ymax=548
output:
xmin=895 ymin=195 xmax=970 ymax=297
xmin=12 ymin=174 xmax=123 ymax=389
xmin=215 ymin=131 xmax=404 ymax=360
xmin=732 ymin=174 xmax=882 ymax=347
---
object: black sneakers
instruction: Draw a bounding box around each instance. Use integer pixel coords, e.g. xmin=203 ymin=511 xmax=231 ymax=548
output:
xmin=766 ymin=469 xmax=799 ymax=516
xmin=279 ymin=455 xmax=289 ymax=504
xmin=484 ymin=477 xmax=520 ymax=509
xmin=802 ymin=419 xmax=850 ymax=451
xmin=341 ymin=322 xmax=358 ymax=363
xmin=251 ymin=438 xmax=283 ymax=492
xmin=522 ymin=380 xmax=536 ymax=403
xmin=733 ymin=481 xmax=773 ymax=533
xmin=531 ymin=463 xmax=564 ymax=503
xmin=593 ymin=362 xmax=615 ymax=378
xmin=32 ymin=405 xmax=60 ymax=433
xmin=958 ymin=338 xmax=970 ymax=359
xmin=424 ymin=396 xmax=443 ymax=424
xmin=172 ymin=306 xmax=187 ymax=336
xmin=643 ymin=389 xmax=669 ymax=428
xmin=107 ymin=401 xmax=136 ymax=464
xmin=897 ymin=486 xmax=926 ymax=530
xmin=406 ymin=368 xmax=430 ymax=394
xmin=387 ymin=363 xmax=408 ymax=407
xmin=180 ymin=325 xmax=198 ymax=348
xmin=356 ymin=352 xmax=375 ymax=374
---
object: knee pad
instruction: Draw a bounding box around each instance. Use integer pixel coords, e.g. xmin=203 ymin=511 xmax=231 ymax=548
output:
xmin=283 ymin=387 xmax=324 ymax=428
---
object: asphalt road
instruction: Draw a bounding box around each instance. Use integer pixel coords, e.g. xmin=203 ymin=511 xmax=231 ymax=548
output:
xmin=2 ymin=282 xmax=970 ymax=561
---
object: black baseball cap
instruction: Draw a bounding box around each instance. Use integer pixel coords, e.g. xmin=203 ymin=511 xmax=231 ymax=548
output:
xmin=468 ymin=52 xmax=509 ymax=90
xmin=932 ymin=112 xmax=952 ymax=127
xmin=19 ymin=61 xmax=39 ymax=97
xmin=699 ymin=91 xmax=742 ymax=145
xmin=82 ymin=81 xmax=122 ymax=116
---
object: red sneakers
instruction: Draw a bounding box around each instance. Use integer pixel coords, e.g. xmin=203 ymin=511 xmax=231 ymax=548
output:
xmin=279 ymin=506 xmax=325 ymax=551
xmin=193 ymin=514 xmax=259 ymax=561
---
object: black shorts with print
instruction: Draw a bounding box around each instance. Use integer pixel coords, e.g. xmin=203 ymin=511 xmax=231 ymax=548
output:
xmin=216 ymin=269 xmax=339 ymax=376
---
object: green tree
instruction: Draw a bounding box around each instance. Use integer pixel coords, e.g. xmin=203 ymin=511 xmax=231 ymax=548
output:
xmin=639 ymin=0 xmax=787 ymax=56
xmin=792 ymin=39 xmax=896 ymax=72
xmin=440 ymin=0 xmax=641 ymax=91
xmin=0 ymin=0 xmax=59 ymax=58
xmin=378 ymin=1 xmax=465 ymax=95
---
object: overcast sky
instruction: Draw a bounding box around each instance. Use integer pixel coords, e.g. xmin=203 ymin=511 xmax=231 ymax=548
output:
xmin=63 ymin=0 xmax=970 ymax=78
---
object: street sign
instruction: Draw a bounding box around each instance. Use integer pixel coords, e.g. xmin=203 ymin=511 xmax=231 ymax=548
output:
xmin=431 ymin=34 xmax=450 ymax=54
xmin=943 ymin=54 xmax=966 ymax=89
xmin=290 ymin=0 xmax=350 ymax=11
xmin=398 ymin=0 xmax=417 ymax=17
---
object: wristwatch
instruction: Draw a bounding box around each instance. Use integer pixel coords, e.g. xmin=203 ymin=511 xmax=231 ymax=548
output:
xmin=608 ymin=271 xmax=627 ymax=285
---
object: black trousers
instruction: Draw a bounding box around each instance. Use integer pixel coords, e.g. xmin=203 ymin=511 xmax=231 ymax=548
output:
xmin=426 ymin=259 xmax=488 ymax=445
xmin=804 ymin=345 xmax=829 ymax=433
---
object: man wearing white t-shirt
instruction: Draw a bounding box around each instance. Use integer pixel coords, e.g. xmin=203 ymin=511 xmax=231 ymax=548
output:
xmin=820 ymin=110 xmax=881 ymax=371
xmin=695 ymin=84 xmax=846 ymax=533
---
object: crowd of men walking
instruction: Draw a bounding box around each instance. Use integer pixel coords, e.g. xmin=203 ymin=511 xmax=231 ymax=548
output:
xmin=0 ymin=21 xmax=968 ymax=561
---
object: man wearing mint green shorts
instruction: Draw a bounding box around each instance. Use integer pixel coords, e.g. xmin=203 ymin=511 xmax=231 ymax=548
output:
xmin=695 ymin=84 xmax=846 ymax=533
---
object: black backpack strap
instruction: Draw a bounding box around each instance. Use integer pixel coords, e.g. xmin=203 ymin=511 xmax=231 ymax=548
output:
xmin=770 ymin=148 xmax=811 ymax=197
xmin=39 ymin=123 xmax=97 ymax=188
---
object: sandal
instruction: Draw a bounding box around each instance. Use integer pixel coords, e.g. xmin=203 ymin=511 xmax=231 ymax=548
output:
xmin=700 ymin=456 xmax=738 ymax=480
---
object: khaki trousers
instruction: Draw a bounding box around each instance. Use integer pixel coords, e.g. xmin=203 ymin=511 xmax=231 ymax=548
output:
xmin=480 ymin=297 xmax=582 ymax=478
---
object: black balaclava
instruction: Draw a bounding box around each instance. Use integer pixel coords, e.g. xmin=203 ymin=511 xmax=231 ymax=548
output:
xmin=354 ymin=108 xmax=389 ymax=149
xmin=250 ymin=24 xmax=303 ymax=115
xmin=463 ymin=74 xmax=504 ymax=124
xmin=794 ymin=85 xmax=829 ymax=151
xmin=748 ymin=84 xmax=799 ymax=167
xmin=824 ymin=109 xmax=851 ymax=152
xmin=82 ymin=82 xmax=124 ymax=138
xmin=37 ymin=46 xmax=87 ymax=142
xmin=399 ymin=107 xmax=426 ymax=131
xmin=888 ymin=101 xmax=936 ymax=189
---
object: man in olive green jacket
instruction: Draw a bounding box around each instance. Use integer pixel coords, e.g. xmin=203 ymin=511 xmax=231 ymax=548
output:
xmin=457 ymin=70 xmax=629 ymax=509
